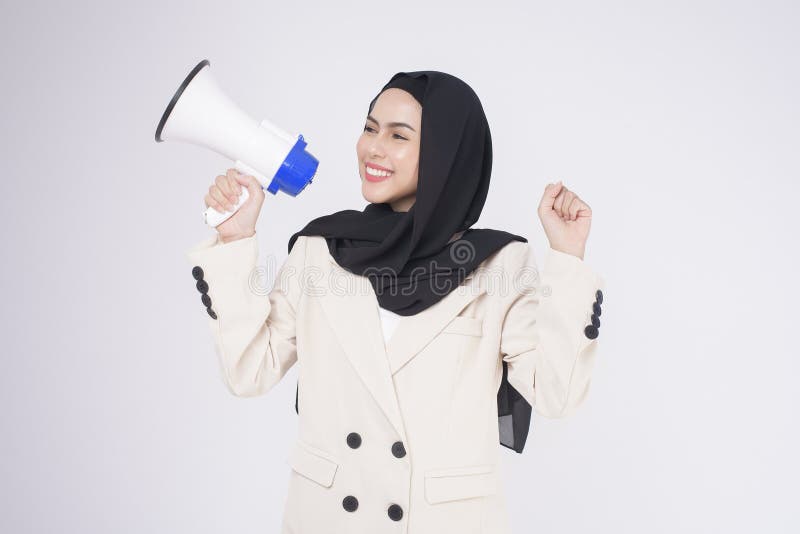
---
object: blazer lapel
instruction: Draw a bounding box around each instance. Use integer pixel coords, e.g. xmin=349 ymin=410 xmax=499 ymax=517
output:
xmin=315 ymin=257 xmax=408 ymax=444
xmin=315 ymin=253 xmax=487 ymax=443
xmin=385 ymin=281 xmax=486 ymax=375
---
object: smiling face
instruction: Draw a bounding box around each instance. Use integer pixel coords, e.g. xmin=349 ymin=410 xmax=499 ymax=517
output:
xmin=356 ymin=88 xmax=422 ymax=212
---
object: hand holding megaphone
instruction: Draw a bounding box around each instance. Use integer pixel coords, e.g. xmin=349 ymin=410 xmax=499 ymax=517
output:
xmin=206 ymin=168 xmax=265 ymax=243
xmin=155 ymin=59 xmax=319 ymax=228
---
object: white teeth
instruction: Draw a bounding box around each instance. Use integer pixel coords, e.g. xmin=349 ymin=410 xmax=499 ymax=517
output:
xmin=366 ymin=167 xmax=392 ymax=177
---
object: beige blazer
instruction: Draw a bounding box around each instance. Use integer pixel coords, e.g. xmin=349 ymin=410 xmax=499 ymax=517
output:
xmin=186 ymin=231 xmax=605 ymax=534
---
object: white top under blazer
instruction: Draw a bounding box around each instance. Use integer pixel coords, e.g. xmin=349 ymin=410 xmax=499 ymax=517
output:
xmin=377 ymin=306 xmax=403 ymax=348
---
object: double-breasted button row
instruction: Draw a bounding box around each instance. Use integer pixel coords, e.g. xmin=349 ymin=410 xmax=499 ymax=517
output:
xmin=191 ymin=265 xmax=217 ymax=320
xmin=340 ymin=496 xmax=403 ymax=521
xmin=343 ymin=432 xmax=406 ymax=520
xmin=583 ymin=289 xmax=603 ymax=339
xmin=345 ymin=432 xmax=406 ymax=459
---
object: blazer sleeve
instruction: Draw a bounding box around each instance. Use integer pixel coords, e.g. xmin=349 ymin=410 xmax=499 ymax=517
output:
xmin=185 ymin=231 xmax=308 ymax=398
xmin=499 ymin=242 xmax=606 ymax=418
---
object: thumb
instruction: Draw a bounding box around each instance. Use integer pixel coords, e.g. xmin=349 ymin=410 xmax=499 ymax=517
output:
xmin=233 ymin=172 xmax=262 ymax=194
xmin=539 ymin=180 xmax=563 ymax=212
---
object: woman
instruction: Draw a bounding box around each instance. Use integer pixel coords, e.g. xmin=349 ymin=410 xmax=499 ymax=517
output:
xmin=186 ymin=71 xmax=605 ymax=534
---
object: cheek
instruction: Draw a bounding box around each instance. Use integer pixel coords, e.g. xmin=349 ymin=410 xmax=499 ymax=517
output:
xmin=394 ymin=167 xmax=418 ymax=193
xmin=355 ymin=138 xmax=367 ymax=158
xmin=397 ymin=149 xmax=419 ymax=185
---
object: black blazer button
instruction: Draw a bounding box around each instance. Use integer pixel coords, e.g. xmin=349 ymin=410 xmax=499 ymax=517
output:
xmin=206 ymin=307 xmax=217 ymax=320
xmin=596 ymin=289 xmax=603 ymax=304
xmin=584 ymin=324 xmax=599 ymax=339
xmin=196 ymin=279 xmax=209 ymax=294
xmin=346 ymin=432 xmax=362 ymax=449
xmin=342 ymin=495 xmax=359 ymax=512
xmin=391 ymin=441 xmax=406 ymax=458
xmin=592 ymin=301 xmax=602 ymax=316
xmin=590 ymin=313 xmax=600 ymax=328
xmin=387 ymin=504 xmax=403 ymax=521
xmin=201 ymin=293 xmax=212 ymax=307
xmin=192 ymin=266 xmax=204 ymax=280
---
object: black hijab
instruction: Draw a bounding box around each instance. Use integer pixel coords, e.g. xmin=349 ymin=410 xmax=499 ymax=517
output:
xmin=288 ymin=71 xmax=534 ymax=453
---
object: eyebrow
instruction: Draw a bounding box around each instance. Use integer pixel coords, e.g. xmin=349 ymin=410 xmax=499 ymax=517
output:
xmin=366 ymin=115 xmax=417 ymax=133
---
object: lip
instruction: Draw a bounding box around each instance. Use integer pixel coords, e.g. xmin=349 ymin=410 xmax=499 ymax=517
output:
xmin=364 ymin=162 xmax=394 ymax=182
xmin=366 ymin=161 xmax=393 ymax=172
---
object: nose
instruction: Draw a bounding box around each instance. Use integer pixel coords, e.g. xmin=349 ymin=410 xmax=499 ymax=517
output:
xmin=367 ymin=134 xmax=386 ymax=157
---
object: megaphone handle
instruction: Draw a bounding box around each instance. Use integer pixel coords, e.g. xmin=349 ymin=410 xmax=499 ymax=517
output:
xmin=203 ymin=160 xmax=270 ymax=227
xmin=203 ymin=187 xmax=250 ymax=228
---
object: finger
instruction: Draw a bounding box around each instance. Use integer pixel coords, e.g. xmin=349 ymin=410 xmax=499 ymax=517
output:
xmin=219 ymin=171 xmax=240 ymax=203
xmin=565 ymin=196 xmax=578 ymax=220
xmin=225 ymin=174 xmax=241 ymax=199
xmin=567 ymin=196 xmax=582 ymax=221
xmin=563 ymin=191 xmax=577 ymax=219
xmin=231 ymin=176 xmax=244 ymax=202
xmin=538 ymin=181 xmax=564 ymax=213
xmin=226 ymin=169 xmax=243 ymax=196
xmin=204 ymin=192 xmax=226 ymax=213
xmin=562 ymin=192 xmax=578 ymax=220
xmin=235 ymin=172 xmax=262 ymax=196
xmin=576 ymin=199 xmax=592 ymax=218
xmin=214 ymin=173 xmax=234 ymax=203
xmin=232 ymin=170 xmax=253 ymax=187
xmin=554 ymin=188 xmax=570 ymax=218
xmin=210 ymin=184 xmax=236 ymax=212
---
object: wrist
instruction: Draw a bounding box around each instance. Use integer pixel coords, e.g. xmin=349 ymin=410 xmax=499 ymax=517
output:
xmin=219 ymin=230 xmax=255 ymax=244
xmin=549 ymin=243 xmax=585 ymax=260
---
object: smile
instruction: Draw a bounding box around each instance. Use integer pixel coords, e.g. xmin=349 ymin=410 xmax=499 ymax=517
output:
xmin=365 ymin=165 xmax=394 ymax=182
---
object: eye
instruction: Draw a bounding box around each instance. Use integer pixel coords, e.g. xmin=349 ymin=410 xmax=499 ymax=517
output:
xmin=363 ymin=125 xmax=407 ymax=140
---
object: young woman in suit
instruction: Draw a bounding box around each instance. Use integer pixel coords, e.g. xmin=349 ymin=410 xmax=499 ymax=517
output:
xmin=187 ymin=71 xmax=605 ymax=534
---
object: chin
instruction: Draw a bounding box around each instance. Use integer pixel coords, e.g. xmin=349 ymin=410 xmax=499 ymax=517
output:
xmin=361 ymin=181 xmax=394 ymax=204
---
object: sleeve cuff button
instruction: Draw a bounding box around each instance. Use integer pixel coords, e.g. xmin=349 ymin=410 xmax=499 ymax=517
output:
xmin=584 ymin=324 xmax=599 ymax=339
xmin=196 ymin=279 xmax=209 ymax=294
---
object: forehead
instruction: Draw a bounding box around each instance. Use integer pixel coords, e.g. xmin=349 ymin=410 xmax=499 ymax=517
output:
xmin=370 ymin=88 xmax=422 ymax=124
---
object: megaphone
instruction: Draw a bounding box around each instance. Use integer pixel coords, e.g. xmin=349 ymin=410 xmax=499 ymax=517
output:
xmin=155 ymin=59 xmax=319 ymax=227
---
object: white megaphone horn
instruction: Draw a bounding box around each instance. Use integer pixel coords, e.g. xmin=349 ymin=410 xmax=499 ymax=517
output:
xmin=155 ymin=59 xmax=319 ymax=227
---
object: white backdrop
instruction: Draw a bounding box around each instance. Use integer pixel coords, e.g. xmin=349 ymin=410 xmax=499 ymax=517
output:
xmin=1 ymin=1 xmax=797 ymax=532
